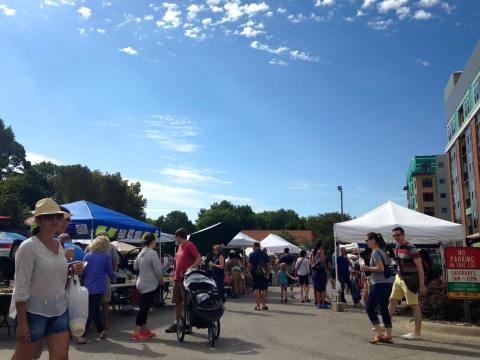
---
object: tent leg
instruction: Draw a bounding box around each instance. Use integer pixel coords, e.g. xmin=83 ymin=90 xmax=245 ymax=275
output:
xmin=332 ymin=237 xmax=344 ymax=312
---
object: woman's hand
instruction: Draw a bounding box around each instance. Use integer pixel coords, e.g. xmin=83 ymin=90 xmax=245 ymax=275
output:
xmin=16 ymin=322 xmax=30 ymax=344
xmin=360 ymin=265 xmax=368 ymax=272
xmin=70 ymin=262 xmax=84 ymax=276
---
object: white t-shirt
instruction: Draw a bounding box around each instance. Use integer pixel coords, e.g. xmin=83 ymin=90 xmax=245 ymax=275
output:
xmin=295 ymin=257 xmax=310 ymax=276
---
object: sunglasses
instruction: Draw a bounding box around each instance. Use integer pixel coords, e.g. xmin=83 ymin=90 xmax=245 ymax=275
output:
xmin=40 ymin=213 xmax=64 ymax=221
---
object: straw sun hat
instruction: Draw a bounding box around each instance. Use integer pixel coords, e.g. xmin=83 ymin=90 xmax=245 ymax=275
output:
xmin=24 ymin=198 xmax=66 ymax=226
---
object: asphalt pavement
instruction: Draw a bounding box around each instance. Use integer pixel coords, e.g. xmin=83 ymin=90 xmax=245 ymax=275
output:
xmin=1 ymin=287 xmax=479 ymax=360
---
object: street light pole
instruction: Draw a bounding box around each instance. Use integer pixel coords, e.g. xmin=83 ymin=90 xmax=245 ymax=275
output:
xmin=337 ymin=185 xmax=344 ymax=220
xmin=333 ymin=185 xmax=344 ymax=310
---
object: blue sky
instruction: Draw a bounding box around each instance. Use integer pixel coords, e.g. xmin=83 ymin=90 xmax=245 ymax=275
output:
xmin=1 ymin=0 xmax=479 ymax=221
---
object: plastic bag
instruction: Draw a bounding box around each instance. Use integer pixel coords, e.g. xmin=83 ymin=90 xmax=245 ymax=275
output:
xmin=326 ymin=281 xmax=336 ymax=302
xmin=67 ymin=275 xmax=89 ymax=337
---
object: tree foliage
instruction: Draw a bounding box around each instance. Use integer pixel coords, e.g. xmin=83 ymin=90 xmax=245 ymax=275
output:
xmin=304 ymin=212 xmax=352 ymax=254
xmin=196 ymin=201 xmax=257 ymax=230
xmin=153 ymin=211 xmax=196 ymax=234
xmin=0 ymin=119 xmax=29 ymax=180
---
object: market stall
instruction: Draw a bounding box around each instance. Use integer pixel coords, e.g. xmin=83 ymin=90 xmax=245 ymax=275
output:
xmin=260 ymin=234 xmax=300 ymax=254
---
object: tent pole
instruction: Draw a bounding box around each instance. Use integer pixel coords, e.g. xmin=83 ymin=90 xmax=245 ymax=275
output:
xmin=334 ymin=236 xmax=339 ymax=304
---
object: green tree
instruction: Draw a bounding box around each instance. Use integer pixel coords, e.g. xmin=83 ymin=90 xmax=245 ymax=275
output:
xmin=303 ymin=212 xmax=352 ymax=254
xmin=196 ymin=201 xmax=257 ymax=230
xmin=0 ymin=119 xmax=29 ymax=179
xmin=256 ymin=209 xmax=305 ymax=230
xmin=154 ymin=211 xmax=196 ymax=234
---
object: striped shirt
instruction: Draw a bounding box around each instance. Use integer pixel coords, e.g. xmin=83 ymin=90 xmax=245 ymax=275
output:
xmin=395 ymin=242 xmax=420 ymax=275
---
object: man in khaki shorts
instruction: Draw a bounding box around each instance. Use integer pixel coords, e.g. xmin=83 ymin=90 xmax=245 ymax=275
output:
xmin=388 ymin=227 xmax=426 ymax=340
xmin=165 ymin=228 xmax=202 ymax=334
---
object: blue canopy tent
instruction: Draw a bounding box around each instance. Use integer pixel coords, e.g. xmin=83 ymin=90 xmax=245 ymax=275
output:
xmin=63 ymin=201 xmax=159 ymax=241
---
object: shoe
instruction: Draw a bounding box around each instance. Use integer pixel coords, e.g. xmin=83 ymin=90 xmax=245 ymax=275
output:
xmin=301 ymin=300 xmax=305 ymax=303
xmin=98 ymin=331 xmax=107 ymax=340
xmin=142 ymin=330 xmax=156 ymax=338
xmin=165 ymin=323 xmax=177 ymax=333
xmin=289 ymin=294 xmax=295 ymax=299
xmin=305 ymin=298 xmax=311 ymax=303
xmin=401 ymin=333 xmax=422 ymax=340
xmin=132 ymin=332 xmax=150 ymax=341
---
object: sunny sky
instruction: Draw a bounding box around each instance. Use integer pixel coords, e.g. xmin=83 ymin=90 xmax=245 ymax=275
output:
xmin=1 ymin=0 xmax=479 ymax=221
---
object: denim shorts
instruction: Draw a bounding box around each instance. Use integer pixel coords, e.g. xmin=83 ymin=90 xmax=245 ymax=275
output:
xmin=14 ymin=310 xmax=69 ymax=342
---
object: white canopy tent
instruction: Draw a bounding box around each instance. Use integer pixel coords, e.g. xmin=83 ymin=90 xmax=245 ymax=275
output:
xmin=334 ymin=201 xmax=465 ymax=245
xmin=261 ymin=234 xmax=300 ymax=254
xmin=226 ymin=232 xmax=258 ymax=248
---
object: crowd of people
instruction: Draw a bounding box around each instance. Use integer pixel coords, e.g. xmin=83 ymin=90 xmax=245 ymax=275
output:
xmin=8 ymin=197 xmax=429 ymax=359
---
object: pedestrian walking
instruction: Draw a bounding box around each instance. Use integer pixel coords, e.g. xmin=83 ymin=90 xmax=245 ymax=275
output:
xmin=78 ymin=235 xmax=115 ymax=344
xmin=226 ymin=251 xmax=244 ymax=298
xmin=210 ymin=245 xmax=226 ymax=303
xmin=295 ymin=249 xmax=311 ymax=303
xmin=278 ymin=263 xmax=297 ymax=303
xmin=389 ymin=227 xmax=426 ymax=340
xmin=165 ymin=228 xmax=202 ymax=334
xmin=10 ymin=198 xmax=81 ymax=360
xmin=310 ymin=241 xmax=329 ymax=309
xmin=248 ymin=242 xmax=271 ymax=311
xmin=337 ymin=247 xmax=353 ymax=303
xmin=361 ymin=233 xmax=394 ymax=344
xmin=132 ymin=233 xmax=164 ymax=341
xmin=279 ymin=248 xmax=296 ymax=299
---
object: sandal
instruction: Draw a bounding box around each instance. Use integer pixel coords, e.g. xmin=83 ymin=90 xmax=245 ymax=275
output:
xmin=369 ymin=336 xmax=382 ymax=344
xmin=77 ymin=337 xmax=91 ymax=345
xmin=381 ymin=336 xmax=394 ymax=344
xmin=254 ymin=306 xmax=261 ymax=311
xmin=262 ymin=305 xmax=269 ymax=310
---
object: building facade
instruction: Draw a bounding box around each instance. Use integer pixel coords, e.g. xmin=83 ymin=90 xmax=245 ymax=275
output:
xmin=406 ymin=155 xmax=451 ymax=221
xmin=444 ymin=41 xmax=480 ymax=237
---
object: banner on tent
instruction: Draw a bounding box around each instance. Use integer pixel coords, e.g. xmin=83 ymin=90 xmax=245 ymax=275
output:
xmin=445 ymin=247 xmax=480 ymax=300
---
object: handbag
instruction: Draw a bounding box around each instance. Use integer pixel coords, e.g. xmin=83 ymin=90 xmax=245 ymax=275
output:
xmin=395 ymin=247 xmax=420 ymax=294
xmin=377 ymin=250 xmax=392 ymax=279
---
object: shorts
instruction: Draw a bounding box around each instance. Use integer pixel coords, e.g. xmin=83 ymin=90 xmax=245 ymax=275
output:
xmin=312 ymin=271 xmax=327 ymax=292
xmin=280 ymin=281 xmax=288 ymax=289
xmin=252 ymin=275 xmax=268 ymax=290
xmin=390 ymin=274 xmax=418 ymax=305
xmin=287 ymin=275 xmax=295 ymax=286
xmin=14 ymin=310 xmax=69 ymax=343
xmin=298 ymin=275 xmax=309 ymax=286
xmin=172 ymin=281 xmax=185 ymax=304
xmin=102 ymin=277 xmax=112 ymax=304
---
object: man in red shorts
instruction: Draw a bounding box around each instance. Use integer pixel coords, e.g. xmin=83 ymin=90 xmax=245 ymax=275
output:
xmin=165 ymin=228 xmax=202 ymax=333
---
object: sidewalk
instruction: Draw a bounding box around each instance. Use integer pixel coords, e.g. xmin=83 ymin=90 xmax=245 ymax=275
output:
xmin=395 ymin=318 xmax=480 ymax=344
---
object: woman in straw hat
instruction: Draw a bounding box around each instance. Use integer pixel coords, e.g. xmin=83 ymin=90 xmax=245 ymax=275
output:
xmin=77 ymin=235 xmax=115 ymax=344
xmin=10 ymin=198 xmax=75 ymax=360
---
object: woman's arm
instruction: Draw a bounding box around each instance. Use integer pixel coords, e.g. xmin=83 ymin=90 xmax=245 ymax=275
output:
xmin=106 ymin=255 xmax=115 ymax=279
xmin=214 ymin=255 xmax=225 ymax=270
xmin=362 ymin=252 xmax=384 ymax=273
xmin=150 ymin=252 xmax=164 ymax=281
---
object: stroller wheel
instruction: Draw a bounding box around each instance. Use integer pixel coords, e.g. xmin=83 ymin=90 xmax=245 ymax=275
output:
xmin=176 ymin=316 xmax=185 ymax=342
xmin=208 ymin=324 xmax=216 ymax=347
xmin=214 ymin=320 xmax=220 ymax=340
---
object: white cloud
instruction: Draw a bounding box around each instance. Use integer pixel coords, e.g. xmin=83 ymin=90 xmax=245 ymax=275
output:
xmin=119 ymin=46 xmax=138 ymax=55
xmin=212 ymin=194 xmax=252 ymax=203
xmin=269 ymin=58 xmax=287 ymax=66
xmin=26 ymin=152 xmax=61 ymax=165
xmin=77 ymin=6 xmax=91 ymax=20
xmin=102 ymin=1 xmax=112 ymax=7
xmin=243 ymin=2 xmax=269 ymax=16
xmin=367 ymin=18 xmax=394 ymax=30
xmin=362 ymin=0 xmax=376 ymax=9
xmin=202 ymin=18 xmax=212 ymax=26
xmin=184 ymin=25 xmax=205 ymax=39
xmin=417 ymin=58 xmax=430 ymax=66
xmin=144 ymin=14 xmax=154 ymax=21
xmin=223 ymin=1 xmax=243 ymax=22
xmin=441 ymin=2 xmax=455 ymax=14
xmin=187 ymin=4 xmax=203 ymax=20
xmin=315 ymin=0 xmax=335 ymax=7
xmin=156 ymin=166 xmax=231 ymax=185
xmin=277 ymin=7 xmax=287 ymax=14
xmin=0 ymin=4 xmax=16 ymax=16
xmin=397 ymin=6 xmax=410 ymax=19
xmin=290 ymin=181 xmax=327 ymax=192
xmin=78 ymin=27 xmax=86 ymax=36
xmin=96 ymin=28 xmax=106 ymax=35
xmin=344 ymin=16 xmax=355 ymax=22
xmin=417 ymin=0 xmax=439 ymax=7
xmin=42 ymin=0 xmax=76 ymax=6
xmin=289 ymin=50 xmax=318 ymax=62
xmin=142 ymin=115 xmax=199 ymax=153
xmin=413 ymin=9 xmax=432 ymax=20
xmin=239 ymin=25 xmax=263 ymax=38
xmin=288 ymin=13 xmax=308 ymax=23
xmin=250 ymin=41 xmax=289 ymax=55
xmin=156 ymin=2 xmax=182 ymax=29
xmin=378 ymin=0 xmax=408 ymax=13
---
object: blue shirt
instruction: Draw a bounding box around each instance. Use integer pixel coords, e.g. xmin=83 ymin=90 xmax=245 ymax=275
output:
xmin=248 ymin=249 xmax=270 ymax=273
xmin=82 ymin=252 xmax=115 ymax=295
xmin=64 ymin=242 xmax=85 ymax=262
xmin=278 ymin=271 xmax=288 ymax=286
xmin=336 ymin=256 xmax=350 ymax=280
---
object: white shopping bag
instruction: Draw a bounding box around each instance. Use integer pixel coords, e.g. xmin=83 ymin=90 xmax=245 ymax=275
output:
xmin=67 ymin=275 xmax=89 ymax=337
xmin=326 ymin=281 xmax=336 ymax=302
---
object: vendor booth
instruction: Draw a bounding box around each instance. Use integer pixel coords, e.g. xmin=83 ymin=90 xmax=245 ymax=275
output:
xmin=227 ymin=232 xmax=257 ymax=248
xmin=63 ymin=200 xmax=159 ymax=241
xmin=261 ymin=234 xmax=300 ymax=254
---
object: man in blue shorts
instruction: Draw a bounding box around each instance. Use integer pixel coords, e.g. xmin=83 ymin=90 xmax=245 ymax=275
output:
xmin=248 ymin=242 xmax=271 ymax=311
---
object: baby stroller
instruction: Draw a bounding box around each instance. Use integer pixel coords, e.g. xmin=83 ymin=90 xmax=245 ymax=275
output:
xmin=177 ymin=270 xmax=224 ymax=347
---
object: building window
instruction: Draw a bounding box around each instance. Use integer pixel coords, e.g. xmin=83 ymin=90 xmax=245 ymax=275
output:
xmin=421 ymin=162 xmax=432 ymax=172
xmin=464 ymin=95 xmax=471 ymax=116
xmin=442 ymin=208 xmax=448 ymax=214
xmin=423 ymin=192 xmax=434 ymax=202
xmin=422 ymin=178 xmax=433 ymax=187
xmin=439 ymin=178 xmax=446 ymax=184
xmin=438 ymin=162 xmax=444 ymax=168
xmin=441 ymin=193 xmax=447 ymax=199
xmin=474 ymin=81 xmax=480 ymax=104
xmin=424 ymin=207 xmax=435 ymax=216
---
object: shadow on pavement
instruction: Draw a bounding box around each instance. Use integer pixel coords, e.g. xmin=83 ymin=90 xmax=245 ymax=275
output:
xmin=71 ymin=339 xmax=167 ymax=358
xmin=390 ymin=342 xmax=480 ymax=358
